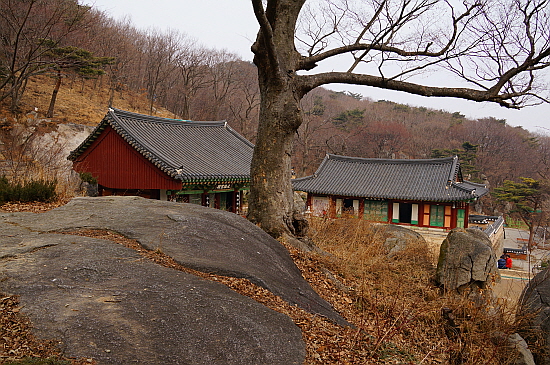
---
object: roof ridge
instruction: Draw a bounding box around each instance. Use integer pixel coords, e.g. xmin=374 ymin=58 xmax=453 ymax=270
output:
xmin=223 ymin=123 xmax=255 ymax=149
xmin=447 ymin=155 xmax=460 ymax=182
xmin=327 ymin=153 xmax=456 ymax=164
xmin=458 ymin=180 xmax=488 ymax=188
xmin=110 ymin=108 xmax=226 ymax=127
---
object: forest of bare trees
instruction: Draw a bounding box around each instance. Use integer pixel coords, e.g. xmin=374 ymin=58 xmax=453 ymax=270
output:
xmin=1 ymin=0 xmax=550 ymax=208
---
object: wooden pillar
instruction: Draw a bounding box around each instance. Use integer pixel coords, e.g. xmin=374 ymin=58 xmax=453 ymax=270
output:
xmin=329 ymin=196 xmax=336 ymax=218
xmin=464 ymin=202 xmax=470 ymax=228
xmin=451 ymin=205 xmax=457 ymax=229
xmin=214 ymin=193 xmax=220 ymax=209
xmin=306 ymin=193 xmax=312 ymax=212
xmin=232 ymin=190 xmax=238 ymax=213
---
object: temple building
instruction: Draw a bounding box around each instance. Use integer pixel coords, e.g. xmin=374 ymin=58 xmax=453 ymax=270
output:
xmin=292 ymin=154 xmax=488 ymax=229
xmin=68 ymin=108 xmax=253 ymax=214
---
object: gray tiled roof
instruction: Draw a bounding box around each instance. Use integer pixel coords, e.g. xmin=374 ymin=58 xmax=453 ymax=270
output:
xmin=292 ymin=154 xmax=488 ymax=202
xmin=68 ymin=108 xmax=254 ymax=183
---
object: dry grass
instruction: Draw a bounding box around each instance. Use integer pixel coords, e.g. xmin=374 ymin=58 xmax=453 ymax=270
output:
xmin=303 ymin=218 xmax=524 ymax=364
xmin=1 ymin=75 xmax=174 ymax=126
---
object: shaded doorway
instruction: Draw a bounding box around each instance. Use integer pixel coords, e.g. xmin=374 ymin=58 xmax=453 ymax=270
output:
xmin=399 ymin=203 xmax=412 ymax=224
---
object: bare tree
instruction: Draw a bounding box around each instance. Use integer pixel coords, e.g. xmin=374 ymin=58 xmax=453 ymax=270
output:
xmin=226 ymin=61 xmax=261 ymax=141
xmin=0 ymin=0 xmax=91 ymax=111
xmin=169 ymin=46 xmax=212 ymax=119
xmin=207 ymin=51 xmax=241 ymax=120
xmin=351 ymin=121 xmax=411 ymax=158
xmin=248 ymin=0 xmax=550 ymax=238
xmin=141 ymin=28 xmax=186 ymax=115
xmin=293 ymin=93 xmax=335 ymax=175
xmin=89 ymin=14 xmax=140 ymax=108
xmin=536 ymin=133 xmax=550 ymax=180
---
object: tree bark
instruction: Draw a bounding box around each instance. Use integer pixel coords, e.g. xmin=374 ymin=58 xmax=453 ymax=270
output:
xmin=248 ymin=86 xmax=305 ymax=238
xmin=47 ymin=71 xmax=62 ymax=118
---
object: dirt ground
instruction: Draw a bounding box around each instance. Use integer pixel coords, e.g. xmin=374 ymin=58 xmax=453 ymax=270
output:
xmin=494 ymin=271 xmax=530 ymax=305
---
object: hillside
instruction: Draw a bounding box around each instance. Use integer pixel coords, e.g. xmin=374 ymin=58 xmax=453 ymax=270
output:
xmin=0 ymin=75 xmax=174 ymax=126
xmin=2 ymin=69 xmax=548 ymax=203
xmin=1 ymin=0 xmax=549 ymax=202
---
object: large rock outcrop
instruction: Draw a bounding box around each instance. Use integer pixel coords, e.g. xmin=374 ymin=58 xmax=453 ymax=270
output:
xmin=519 ymin=268 xmax=550 ymax=365
xmin=436 ymin=228 xmax=500 ymax=292
xmin=376 ymin=224 xmax=426 ymax=257
xmin=0 ymin=196 xmax=349 ymax=364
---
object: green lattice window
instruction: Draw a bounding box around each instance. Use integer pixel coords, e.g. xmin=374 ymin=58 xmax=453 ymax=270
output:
xmin=430 ymin=205 xmax=445 ymax=227
xmin=456 ymin=209 xmax=465 ymax=228
xmin=364 ymin=200 xmax=389 ymax=222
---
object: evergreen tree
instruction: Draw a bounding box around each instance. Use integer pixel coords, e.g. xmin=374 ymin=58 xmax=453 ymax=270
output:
xmin=431 ymin=142 xmax=480 ymax=182
xmin=44 ymin=46 xmax=114 ymax=117
xmin=332 ymin=109 xmax=365 ymax=130
xmin=493 ymin=177 xmax=550 ymax=249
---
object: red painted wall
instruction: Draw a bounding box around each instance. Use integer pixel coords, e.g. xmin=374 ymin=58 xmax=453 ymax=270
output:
xmin=72 ymin=125 xmax=181 ymax=190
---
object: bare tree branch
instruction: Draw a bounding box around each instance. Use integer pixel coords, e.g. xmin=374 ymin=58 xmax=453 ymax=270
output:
xmin=300 ymin=71 xmax=528 ymax=107
xmin=250 ymin=0 xmax=280 ymax=73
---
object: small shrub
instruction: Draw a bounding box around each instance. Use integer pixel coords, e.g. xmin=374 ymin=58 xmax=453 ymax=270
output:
xmin=0 ymin=177 xmax=57 ymax=203
xmin=79 ymin=171 xmax=97 ymax=184
xmin=20 ymin=180 xmax=57 ymax=202
xmin=0 ymin=175 xmax=10 ymax=204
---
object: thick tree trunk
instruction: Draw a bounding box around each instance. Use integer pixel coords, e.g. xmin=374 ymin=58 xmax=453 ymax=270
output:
xmin=181 ymin=94 xmax=190 ymax=120
xmin=248 ymin=0 xmax=308 ymax=238
xmin=248 ymin=87 xmax=305 ymax=238
xmin=9 ymin=76 xmax=25 ymax=112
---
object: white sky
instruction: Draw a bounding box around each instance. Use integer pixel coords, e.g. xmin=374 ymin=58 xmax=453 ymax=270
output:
xmin=87 ymin=0 xmax=550 ymax=133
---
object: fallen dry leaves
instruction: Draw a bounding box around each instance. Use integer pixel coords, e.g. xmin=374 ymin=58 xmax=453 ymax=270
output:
xmin=0 ymin=295 xmax=93 ymax=364
xmin=0 ymin=295 xmax=57 ymax=360
xmin=0 ymin=201 xmax=67 ymax=214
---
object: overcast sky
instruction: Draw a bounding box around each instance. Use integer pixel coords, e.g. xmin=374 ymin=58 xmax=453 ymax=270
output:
xmin=87 ymin=0 xmax=550 ymax=133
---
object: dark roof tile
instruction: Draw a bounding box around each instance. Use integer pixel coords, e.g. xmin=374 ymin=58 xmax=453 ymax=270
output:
xmin=292 ymin=154 xmax=488 ymax=202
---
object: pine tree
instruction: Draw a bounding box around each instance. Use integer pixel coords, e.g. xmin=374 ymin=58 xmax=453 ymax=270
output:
xmin=493 ymin=177 xmax=550 ymax=249
xmin=44 ymin=46 xmax=114 ymax=118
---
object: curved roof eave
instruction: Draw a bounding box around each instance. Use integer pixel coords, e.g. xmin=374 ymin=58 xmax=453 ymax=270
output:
xmin=294 ymin=189 xmax=477 ymax=202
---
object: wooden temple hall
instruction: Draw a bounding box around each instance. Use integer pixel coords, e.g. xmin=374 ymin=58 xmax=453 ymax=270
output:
xmin=292 ymin=154 xmax=489 ymax=229
xmin=68 ymin=108 xmax=254 ymax=214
